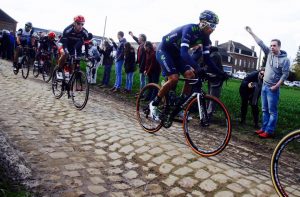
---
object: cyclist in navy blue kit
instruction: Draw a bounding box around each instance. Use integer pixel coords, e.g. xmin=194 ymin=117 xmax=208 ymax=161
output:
xmin=151 ymin=10 xmax=226 ymax=109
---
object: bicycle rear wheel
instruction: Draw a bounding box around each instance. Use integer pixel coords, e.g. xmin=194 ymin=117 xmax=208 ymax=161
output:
xmin=21 ymin=57 xmax=30 ymax=79
xmin=183 ymin=94 xmax=231 ymax=157
xmin=271 ymin=130 xmax=300 ymax=197
xmin=70 ymin=70 xmax=89 ymax=110
xmin=136 ymin=83 xmax=164 ymax=133
xmin=42 ymin=61 xmax=53 ymax=83
xmin=51 ymin=68 xmax=64 ymax=99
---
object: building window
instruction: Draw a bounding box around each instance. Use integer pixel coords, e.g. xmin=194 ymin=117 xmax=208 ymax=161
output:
xmin=239 ymin=59 xmax=242 ymax=66
xmin=228 ymin=56 xmax=231 ymax=63
xmin=235 ymin=59 xmax=237 ymax=66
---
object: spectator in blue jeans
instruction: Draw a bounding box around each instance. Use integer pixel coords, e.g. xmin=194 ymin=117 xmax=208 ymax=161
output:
xmin=109 ymin=31 xmax=126 ymax=93
xmin=246 ymin=26 xmax=290 ymax=138
xmin=98 ymin=40 xmax=113 ymax=88
xmin=123 ymin=42 xmax=136 ymax=93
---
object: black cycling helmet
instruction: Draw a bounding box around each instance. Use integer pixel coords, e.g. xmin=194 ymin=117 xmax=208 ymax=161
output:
xmin=25 ymin=22 xmax=32 ymax=28
xmin=88 ymin=32 xmax=93 ymax=40
xmin=199 ymin=10 xmax=219 ymax=24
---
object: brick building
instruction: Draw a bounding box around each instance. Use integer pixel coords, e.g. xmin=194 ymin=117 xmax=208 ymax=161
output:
xmin=217 ymin=40 xmax=258 ymax=73
xmin=0 ymin=9 xmax=17 ymax=34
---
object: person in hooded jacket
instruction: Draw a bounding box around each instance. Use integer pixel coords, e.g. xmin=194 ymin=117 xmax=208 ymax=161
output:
xmin=246 ymin=26 xmax=290 ymax=138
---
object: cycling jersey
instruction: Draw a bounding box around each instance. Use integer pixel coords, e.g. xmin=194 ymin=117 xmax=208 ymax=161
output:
xmin=61 ymin=24 xmax=89 ymax=56
xmin=17 ymin=28 xmax=34 ymax=46
xmin=38 ymin=35 xmax=57 ymax=52
xmin=156 ymin=24 xmax=223 ymax=76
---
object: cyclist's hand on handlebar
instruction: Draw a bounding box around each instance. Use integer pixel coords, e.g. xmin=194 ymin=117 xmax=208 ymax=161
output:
xmin=64 ymin=48 xmax=69 ymax=55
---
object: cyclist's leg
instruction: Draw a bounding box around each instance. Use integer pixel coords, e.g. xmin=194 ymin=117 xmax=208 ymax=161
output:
xmin=154 ymin=45 xmax=179 ymax=106
xmin=58 ymin=51 xmax=67 ymax=70
xmin=13 ymin=46 xmax=22 ymax=67
xmin=182 ymin=67 xmax=195 ymax=97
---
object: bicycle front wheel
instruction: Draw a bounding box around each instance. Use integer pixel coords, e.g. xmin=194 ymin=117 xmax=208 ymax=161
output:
xmin=70 ymin=70 xmax=89 ymax=110
xmin=136 ymin=83 xmax=164 ymax=133
xmin=32 ymin=63 xmax=39 ymax=78
xmin=21 ymin=57 xmax=30 ymax=79
xmin=183 ymin=94 xmax=231 ymax=157
xmin=42 ymin=61 xmax=53 ymax=83
xmin=51 ymin=68 xmax=64 ymax=99
xmin=271 ymin=130 xmax=300 ymax=197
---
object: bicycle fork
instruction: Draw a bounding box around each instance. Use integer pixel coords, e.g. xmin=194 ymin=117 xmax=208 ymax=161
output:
xmin=197 ymin=93 xmax=209 ymax=127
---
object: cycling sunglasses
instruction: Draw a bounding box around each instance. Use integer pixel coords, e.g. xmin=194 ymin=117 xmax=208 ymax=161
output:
xmin=76 ymin=22 xmax=84 ymax=26
xmin=206 ymin=22 xmax=217 ymax=30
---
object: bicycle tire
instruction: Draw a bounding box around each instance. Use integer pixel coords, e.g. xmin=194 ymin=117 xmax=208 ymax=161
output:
xmin=70 ymin=70 xmax=89 ymax=110
xmin=136 ymin=83 xmax=164 ymax=133
xmin=42 ymin=61 xmax=53 ymax=83
xmin=13 ymin=65 xmax=19 ymax=75
xmin=32 ymin=63 xmax=39 ymax=78
xmin=183 ymin=94 xmax=231 ymax=157
xmin=271 ymin=129 xmax=300 ymax=197
xmin=21 ymin=57 xmax=30 ymax=79
xmin=51 ymin=68 xmax=64 ymax=99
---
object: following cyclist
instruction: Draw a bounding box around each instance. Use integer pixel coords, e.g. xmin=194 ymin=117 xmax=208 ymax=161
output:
xmin=35 ymin=31 xmax=58 ymax=65
xmin=57 ymin=15 xmax=90 ymax=79
xmin=151 ymin=10 xmax=227 ymax=118
xmin=13 ymin=22 xmax=35 ymax=71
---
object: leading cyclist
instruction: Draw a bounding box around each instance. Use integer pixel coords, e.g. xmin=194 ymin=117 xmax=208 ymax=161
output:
xmin=152 ymin=10 xmax=227 ymax=112
xmin=57 ymin=15 xmax=90 ymax=79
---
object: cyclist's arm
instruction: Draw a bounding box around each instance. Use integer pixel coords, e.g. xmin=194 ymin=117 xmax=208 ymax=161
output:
xmin=16 ymin=29 xmax=22 ymax=45
xmin=180 ymin=28 xmax=199 ymax=69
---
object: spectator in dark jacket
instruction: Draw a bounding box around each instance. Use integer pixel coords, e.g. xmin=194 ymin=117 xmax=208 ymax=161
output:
xmin=123 ymin=42 xmax=136 ymax=93
xmin=1 ymin=30 xmax=10 ymax=59
xmin=144 ymin=41 xmax=161 ymax=100
xmin=109 ymin=31 xmax=126 ymax=92
xmin=98 ymin=40 xmax=113 ymax=88
xmin=129 ymin=31 xmax=147 ymax=94
xmin=239 ymin=69 xmax=264 ymax=128
xmin=8 ymin=31 xmax=16 ymax=61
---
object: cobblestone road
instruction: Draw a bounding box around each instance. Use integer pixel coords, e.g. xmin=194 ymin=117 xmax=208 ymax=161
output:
xmin=0 ymin=59 xmax=297 ymax=197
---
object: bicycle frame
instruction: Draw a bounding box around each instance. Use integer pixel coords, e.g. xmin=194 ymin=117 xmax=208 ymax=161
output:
xmin=162 ymin=75 xmax=208 ymax=126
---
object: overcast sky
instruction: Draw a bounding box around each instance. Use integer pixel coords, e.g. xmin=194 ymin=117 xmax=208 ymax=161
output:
xmin=2 ymin=0 xmax=300 ymax=61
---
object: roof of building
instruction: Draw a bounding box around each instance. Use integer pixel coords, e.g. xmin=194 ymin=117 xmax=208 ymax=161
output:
xmin=218 ymin=41 xmax=257 ymax=57
xmin=0 ymin=9 xmax=17 ymax=23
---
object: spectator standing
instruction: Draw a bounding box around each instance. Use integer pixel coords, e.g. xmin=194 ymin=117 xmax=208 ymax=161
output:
xmin=86 ymin=40 xmax=101 ymax=84
xmin=206 ymin=46 xmax=226 ymax=117
xmin=98 ymin=40 xmax=113 ymax=88
xmin=109 ymin=31 xmax=126 ymax=92
xmin=1 ymin=30 xmax=10 ymax=59
xmin=144 ymin=41 xmax=161 ymax=100
xmin=239 ymin=69 xmax=264 ymax=129
xmin=123 ymin=42 xmax=136 ymax=93
xmin=129 ymin=31 xmax=147 ymax=95
xmin=8 ymin=31 xmax=16 ymax=61
xmin=246 ymin=26 xmax=290 ymax=138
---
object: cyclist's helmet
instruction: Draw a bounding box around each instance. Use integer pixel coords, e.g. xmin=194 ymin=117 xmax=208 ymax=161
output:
xmin=74 ymin=15 xmax=85 ymax=23
xmin=199 ymin=10 xmax=219 ymax=24
xmin=48 ymin=32 xmax=56 ymax=40
xmin=88 ymin=32 xmax=93 ymax=40
xmin=25 ymin=22 xmax=33 ymax=28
